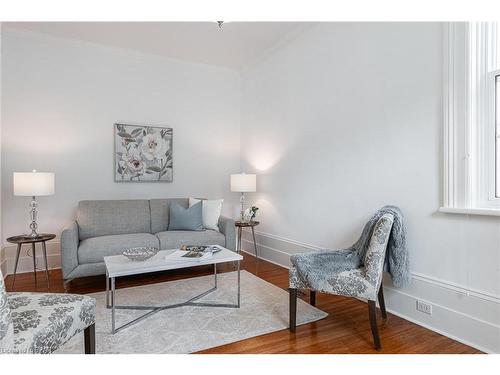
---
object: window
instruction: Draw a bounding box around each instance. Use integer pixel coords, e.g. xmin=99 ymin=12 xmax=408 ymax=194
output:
xmin=496 ymin=72 xmax=500 ymax=197
xmin=442 ymin=22 xmax=500 ymax=215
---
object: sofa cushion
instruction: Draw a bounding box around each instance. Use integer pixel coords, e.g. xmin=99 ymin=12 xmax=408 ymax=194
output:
xmin=156 ymin=230 xmax=225 ymax=250
xmin=77 ymin=200 xmax=151 ymax=240
xmin=150 ymin=198 xmax=189 ymax=233
xmin=78 ymin=233 xmax=159 ymax=264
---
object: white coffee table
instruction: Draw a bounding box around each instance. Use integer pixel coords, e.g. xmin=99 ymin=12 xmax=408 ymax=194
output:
xmin=104 ymin=246 xmax=243 ymax=334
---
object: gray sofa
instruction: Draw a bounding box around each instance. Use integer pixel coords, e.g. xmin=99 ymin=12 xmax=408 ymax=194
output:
xmin=60 ymin=199 xmax=236 ymax=281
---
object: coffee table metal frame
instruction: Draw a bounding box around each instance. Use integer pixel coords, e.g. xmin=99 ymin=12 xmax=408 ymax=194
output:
xmin=105 ymin=249 xmax=241 ymax=334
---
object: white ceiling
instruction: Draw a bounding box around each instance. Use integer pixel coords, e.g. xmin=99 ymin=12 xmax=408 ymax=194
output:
xmin=5 ymin=22 xmax=313 ymax=70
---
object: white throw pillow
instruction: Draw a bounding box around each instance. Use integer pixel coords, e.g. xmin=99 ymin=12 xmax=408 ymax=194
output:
xmin=189 ymin=197 xmax=223 ymax=231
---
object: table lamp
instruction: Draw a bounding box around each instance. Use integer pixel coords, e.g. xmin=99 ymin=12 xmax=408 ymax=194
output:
xmin=230 ymin=173 xmax=256 ymax=221
xmin=13 ymin=170 xmax=55 ymax=237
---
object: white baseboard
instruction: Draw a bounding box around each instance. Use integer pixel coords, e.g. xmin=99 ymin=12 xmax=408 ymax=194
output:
xmin=241 ymin=248 xmax=290 ymax=270
xmin=0 ymin=241 xmax=62 ymax=277
xmin=241 ymin=230 xmax=500 ymax=354
xmin=383 ymin=285 xmax=499 ymax=354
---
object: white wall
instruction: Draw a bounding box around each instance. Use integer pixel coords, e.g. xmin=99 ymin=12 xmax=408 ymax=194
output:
xmin=240 ymin=23 xmax=500 ymax=352
xmin=0 ymin=29 xmax=241 ymax=272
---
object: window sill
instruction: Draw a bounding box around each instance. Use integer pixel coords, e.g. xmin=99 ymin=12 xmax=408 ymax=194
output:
xmin=439 ymin=207 xmax=500 ymax=217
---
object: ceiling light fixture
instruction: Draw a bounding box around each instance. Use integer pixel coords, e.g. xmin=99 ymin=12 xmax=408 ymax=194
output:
xmin=217 ymin=21 xmax=224 ymax=30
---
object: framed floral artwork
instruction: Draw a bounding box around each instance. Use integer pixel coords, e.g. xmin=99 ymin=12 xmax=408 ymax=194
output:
xmin=114 ymin=123 xmax=173 ymax=182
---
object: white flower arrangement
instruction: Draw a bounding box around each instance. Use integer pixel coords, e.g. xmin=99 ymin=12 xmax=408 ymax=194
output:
xmin=243 ymin=206 xmax=260 ymax=222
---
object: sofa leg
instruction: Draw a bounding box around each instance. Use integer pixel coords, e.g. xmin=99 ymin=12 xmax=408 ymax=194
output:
xmin=368 ymin=301 xmax=381 ymax=350
xmin=310 ymin=290 xmax=316 ymax=306
xmin=84 ymin=323 xmax=96 ymax=354
xmin=378 ymin=284 xmax=387 ymax=319
xmin=289 ymin=288 xmax=297 ymax=333
xmin=63 ymin=279 xmax=73 ymax=293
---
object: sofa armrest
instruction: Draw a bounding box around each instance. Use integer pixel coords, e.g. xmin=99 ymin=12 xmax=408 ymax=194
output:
xmin=218 ymin=215 xmax=236 ymax=251
xmin=61 ymin=221 xmax=79 ymax=280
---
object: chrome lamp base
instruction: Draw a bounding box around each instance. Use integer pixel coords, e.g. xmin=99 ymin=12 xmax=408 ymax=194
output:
xmin=29 ymin=196 xmax=39 ymax=238
xmin=239 ymin=192 xmax=246 ymax=221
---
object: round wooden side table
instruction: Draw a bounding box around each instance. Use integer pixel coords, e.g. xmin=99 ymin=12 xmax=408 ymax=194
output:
xmin=235 ymin=221 xmax=260 ymax=258
xmin=6 ymin=233 xmax=56 ymax=291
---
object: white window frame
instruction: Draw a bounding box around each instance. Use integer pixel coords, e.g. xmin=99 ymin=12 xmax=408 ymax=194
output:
xmin=489 ymin=70 xmax=500 ymax=199
xmin=486 ymin=69 xmax=500 ymax=200
xmin=441 ymin=22 xmax=500 ymax=216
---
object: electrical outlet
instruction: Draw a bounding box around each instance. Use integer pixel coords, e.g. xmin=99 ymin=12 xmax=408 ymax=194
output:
xmin=416 ymin=300 xmax=432 ymax=315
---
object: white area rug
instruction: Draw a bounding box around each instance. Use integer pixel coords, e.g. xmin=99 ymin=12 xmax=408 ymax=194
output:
xmin=57 ymin=270 xmax=327 ymax=354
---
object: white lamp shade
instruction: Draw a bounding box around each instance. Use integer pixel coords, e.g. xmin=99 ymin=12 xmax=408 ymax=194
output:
xmin=230 ymin=173 xmax=256 ymax=192
xmin=14 ymin=171 xmax=55 ymax=196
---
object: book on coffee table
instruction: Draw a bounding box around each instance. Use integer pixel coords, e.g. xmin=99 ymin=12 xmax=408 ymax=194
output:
xmin=165 ymin=245 xmax=222 ymax=263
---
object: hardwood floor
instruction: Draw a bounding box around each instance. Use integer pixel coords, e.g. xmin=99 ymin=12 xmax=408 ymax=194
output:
xmin=4 ymin=252 xmax=481 ymax=354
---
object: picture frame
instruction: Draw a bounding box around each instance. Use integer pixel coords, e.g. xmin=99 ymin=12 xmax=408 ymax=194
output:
xmin=114 ymin=123 xmax=173 ymax=182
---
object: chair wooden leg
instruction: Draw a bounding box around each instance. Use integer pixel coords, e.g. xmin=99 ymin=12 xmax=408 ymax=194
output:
xmin=378 ymin=284 xmax=387 ymax=319
xmin=368 ymin=300 xmax=381 ymax=350
xmin=289 ymin=288 xmax=297 ymax=332
xmin=310 ymin=290 xmax=316 ymax=306
xmin=84 ymin=323 xmax=96 ymax=354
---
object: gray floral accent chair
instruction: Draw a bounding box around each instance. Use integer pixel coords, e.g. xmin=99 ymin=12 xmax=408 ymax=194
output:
xmin=289 ymin=214 xmax=394 ymax=350
xmin=0 ymin=269 xmax=96 ymax=354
